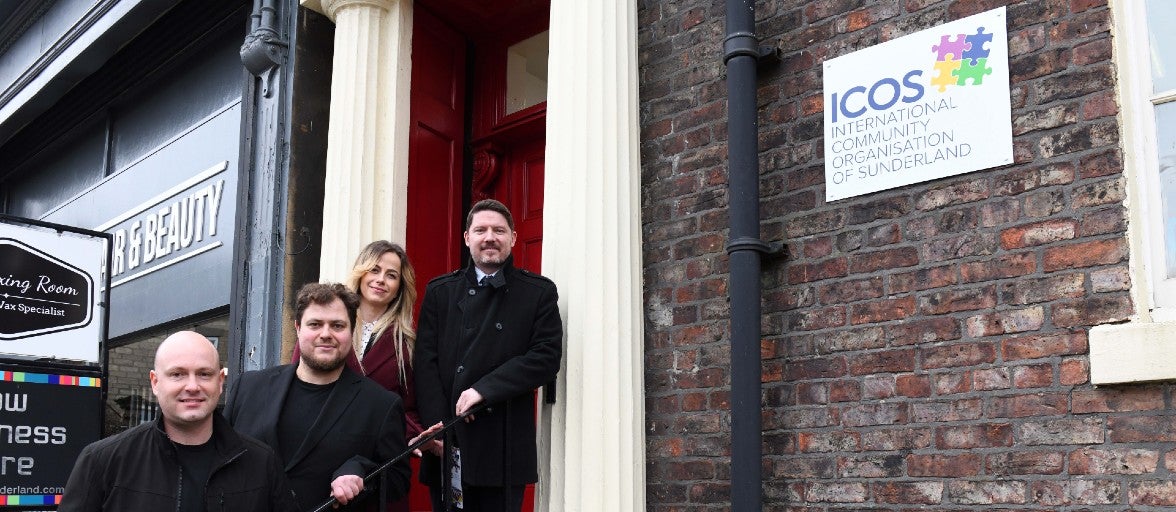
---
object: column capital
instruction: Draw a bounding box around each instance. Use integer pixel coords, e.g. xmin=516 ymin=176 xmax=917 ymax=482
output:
xmin=302 ymin=0 xmax=399 ymax=21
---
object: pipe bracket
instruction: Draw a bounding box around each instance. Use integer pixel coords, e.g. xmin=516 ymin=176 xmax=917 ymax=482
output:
xmin=723 ymin=31 xmax=760 ymax=63
xmin=725 ymin=237 xmax=783 ymax=257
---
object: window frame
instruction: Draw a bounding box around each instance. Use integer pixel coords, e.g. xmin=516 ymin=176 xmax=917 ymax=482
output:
xmin=1089 ymin=0 xmax=1176 ymax=384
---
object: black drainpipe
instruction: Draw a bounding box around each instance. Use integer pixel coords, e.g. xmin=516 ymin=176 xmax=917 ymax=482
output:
xmin=723 ymin=1 xmax=780 ymax=510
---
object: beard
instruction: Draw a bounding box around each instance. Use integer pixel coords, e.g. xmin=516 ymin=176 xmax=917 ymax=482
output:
xmin=474 ymin=244 xmax=508 ymax=267
xmin=299 ymin=348 xmax=347 ymax=373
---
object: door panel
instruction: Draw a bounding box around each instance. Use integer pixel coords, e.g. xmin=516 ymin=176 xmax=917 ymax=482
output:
xmin=406 ymin=7 xmax=465 ymax=512
xmin=407 ymin=7 xmax=466 ymax=293
xmin=513 ymin=138 xmax=545 ymax=273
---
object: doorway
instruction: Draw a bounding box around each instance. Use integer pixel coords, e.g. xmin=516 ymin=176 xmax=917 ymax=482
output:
xmin=405 ymin=1 xmax=550 ymax=510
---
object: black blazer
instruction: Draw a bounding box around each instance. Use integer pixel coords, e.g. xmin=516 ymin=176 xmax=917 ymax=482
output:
xmin=414 ymin=260 xmax=563 ymax=487
xmin=225 ymin=365 xmax=410 ymax=511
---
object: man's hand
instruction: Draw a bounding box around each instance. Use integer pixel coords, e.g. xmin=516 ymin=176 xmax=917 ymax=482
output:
xmin=330 ymin=474 xmax=364 ymax=506
xmin=456 ymin=388 xmax=484 ymax=422
xmin=411 ymin=421 xmax=445 ymax=457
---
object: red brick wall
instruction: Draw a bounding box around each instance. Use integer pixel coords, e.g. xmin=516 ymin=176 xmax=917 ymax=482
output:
xmin=638 ymin=1 xmax=1172 ymax=510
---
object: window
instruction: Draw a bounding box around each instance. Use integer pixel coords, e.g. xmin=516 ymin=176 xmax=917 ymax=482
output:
xmin=1090 ymin=0 xmax=1176 ymax=383
xmin=504 ymin=30 xmax=549 ymax=116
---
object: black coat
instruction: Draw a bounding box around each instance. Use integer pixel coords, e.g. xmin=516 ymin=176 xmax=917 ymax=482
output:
xmin=59 ymin=414 xmax=298 ymax=512
xmin=414 ymin=260 xmax=563 ymax=487
xmin=224 ymin=365 xmax=410 ymax=511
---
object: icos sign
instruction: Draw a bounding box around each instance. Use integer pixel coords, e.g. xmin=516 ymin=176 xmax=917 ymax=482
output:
xmin=0 ymin=219 xmax=106 ymax=363
xmin=822 ymin=7 xmax=1013 ymax=201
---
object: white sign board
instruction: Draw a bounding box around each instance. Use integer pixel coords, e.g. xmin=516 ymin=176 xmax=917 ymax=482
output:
xmin=823 ymin=7 xmax=1013 ymax=201
xmin=0 ymin=220 xmax=107 ymax=363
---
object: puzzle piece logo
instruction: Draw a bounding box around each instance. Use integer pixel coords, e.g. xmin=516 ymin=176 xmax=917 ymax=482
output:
xmin=930 ymin=27 xmax=993 ymax=92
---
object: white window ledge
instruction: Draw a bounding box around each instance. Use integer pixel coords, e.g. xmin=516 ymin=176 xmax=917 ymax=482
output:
xmin=1090 ymin=321 xmax=1176 ymax=384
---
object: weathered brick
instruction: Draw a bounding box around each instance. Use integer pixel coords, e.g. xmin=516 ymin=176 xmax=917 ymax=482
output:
xmin=785 ymin=305 xmax=848 ymax=331
xmin=1080 ymin=149 xmax=1122 ymax=179
xmin=1033 ymin=66 xmax=1115 ymax=104
xmin=1042 ymin=238 xmax=1128 ymax=271
xmin=946 ymin=480 xmax=1028 ymax=505
xmin=895 ymin=373 xmax=931 ymax=397
xmin=788 ymin=257 xmax=849 ymax=284
xmin=1069 ymin=447 xmax=1159 ymax=475
xmin=848 ymin=246 xmax=920 ymax=274
xmin=861 ymin=427 xmax=933 ymax=451
xmin=987 ymin=450 xmax=1065 ymax=476
xmin=1070 ymin=478 xmax=1123 ymax=504
xmin=1108 ymin=416 xmax=1176 ymax=443
xmin=816 ymin=325 xmax=886 ymax=353
xmin=973 ymin=367 xmax=1011 ymax=390
xmin=1060 ymin=356 xmax=1089 ymax=385
xmin=934 ymin=370 xmax=972 ymax=395
xmin=1130 ymin=481 xmax=1176 ymax=506
xmin=1012 ymin=103 xmax=1078 ymax=135
xmin=1019 ymin=418 xmax=1104 ymax=445
xmin=1051 ymin=294 xmax=1133 ymax=327
xmin=1072 ymin=177 xmax=1125 ymax=208
xmin=817 ymin=276 xmax=884 ymax=304
xmin=907 ymin=453 xmax=982 ymax=477
xmin=886 ymin=316 xmax=961 ymax=345
xmin=994 ymin=163 xmax=1076 ymax=197
xmin=797 ymin=430 xmax=861 ymax=453
xmin=873 ymin=481 xmax=944 ymax=504
xmin=1012 ymin=362 xmax=1053 ymax=388
xmin=805 ymin=482 xmax=868 ymax=503
xmin=960 ymin=252 xmax=1036 ymax=282
xmin=849 ymin=295 xmax=916 ymax=324
xmin=1000 ymin=219 xmax=1077 ymax=249
xmin=919 ymin=286 xmax=997 ymax=315
xmin=1080 ymin=206 xmax=1126 ymax=237
xmin=1082 ymin=89 xmax=1117 ymax=120
xmin=890 ymin=264 xmax=957 ymax=293
xmin=936 ymin=423 xmax=1014 ymax=449
xmin=861 ymin=374 xmax=895 ymax=399
xmin=965 ymin=306 xmax=1045 ymax=337
xmin=988 ymin=392 xmax=1068 ymax=418
xmin=1049 ymin=9 xmax=1110 ymax=41
xmin=914 ymin=180 xmax=990 ymax=210
xmin=923 ymin=232 xmax=998 ymax=262
xmin=828 ymin=378 xmax=862 ymax=402
xmin=1002 ymin=330 xmax=1088 ymax=360
xmin=839 ymin=402 xmax=907 ymax=427
xmin=911 ymin=398 xmax=983 ymax=423
xmin=1072 ymin=386 xmax=1165 ymax=414
xmin=923 ymin=340 xmax=997 ymax=369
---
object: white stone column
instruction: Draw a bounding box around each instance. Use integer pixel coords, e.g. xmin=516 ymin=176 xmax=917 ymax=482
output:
xmin=302 ymin=0 xmax=412 ymax=281
xmin=540 ymin=0 xmax=645 ymax=510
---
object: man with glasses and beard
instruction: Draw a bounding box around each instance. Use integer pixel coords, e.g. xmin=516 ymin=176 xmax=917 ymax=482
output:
xmin=226 ymin=282 xmax=410 ymax=511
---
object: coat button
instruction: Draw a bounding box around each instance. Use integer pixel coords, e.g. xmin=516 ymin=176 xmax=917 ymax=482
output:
xmin=468 ymin=288 xmax=476 ymax=295
xmin=495 ymin=322 xmax=503 ymax=330
xmin=457 ymin=365 xmax=465 ymax=373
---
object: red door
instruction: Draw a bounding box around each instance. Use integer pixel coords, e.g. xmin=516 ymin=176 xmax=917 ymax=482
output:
xmin=407 ymin=3 xmax=548 ymax=511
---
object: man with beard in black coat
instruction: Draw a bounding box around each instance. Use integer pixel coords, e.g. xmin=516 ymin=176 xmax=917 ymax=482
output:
xmin=415 ymin=199 xmax=563 ymax=512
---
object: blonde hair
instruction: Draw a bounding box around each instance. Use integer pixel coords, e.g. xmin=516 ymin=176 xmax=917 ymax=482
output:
xmin=349 ymin=241 xmax=417 ymax=383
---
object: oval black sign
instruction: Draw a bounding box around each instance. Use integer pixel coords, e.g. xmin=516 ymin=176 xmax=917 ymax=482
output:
xmin=0 ymin=239 xmax=93 ymax=340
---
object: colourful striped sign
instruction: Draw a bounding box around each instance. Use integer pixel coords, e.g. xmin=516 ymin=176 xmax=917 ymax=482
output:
xmin=0 ymin=371 xmax=100 ymax=387
xmin=0 ymin=494 xmax=61 ymax=505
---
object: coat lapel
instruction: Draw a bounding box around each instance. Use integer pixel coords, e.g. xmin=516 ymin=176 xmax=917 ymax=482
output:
xmin=361 ymin=329 xmax=395 ymax=376
xmin=259 ymin=366 xmax=296 ymax=450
